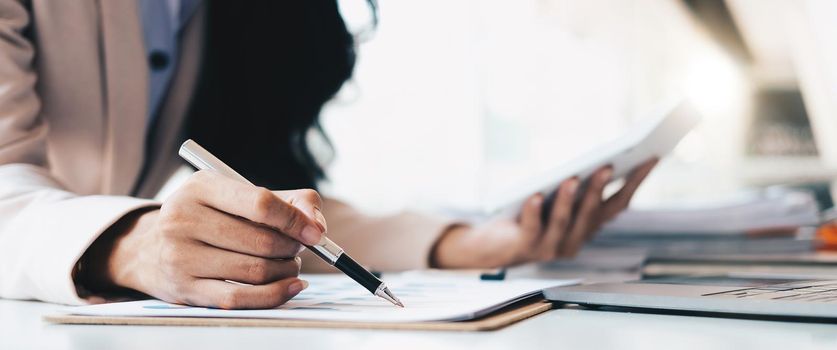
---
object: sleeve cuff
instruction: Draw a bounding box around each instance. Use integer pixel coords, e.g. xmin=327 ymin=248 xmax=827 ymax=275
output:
xmin=3 ymin=195 xmax=159 ymax=305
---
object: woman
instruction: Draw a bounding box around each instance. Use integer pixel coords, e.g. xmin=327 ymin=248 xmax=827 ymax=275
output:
xmin=0 ymin=1 xmax=654 ymax=308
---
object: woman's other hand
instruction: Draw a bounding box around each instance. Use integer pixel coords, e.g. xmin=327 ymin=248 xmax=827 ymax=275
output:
xmin=431 ymin=159 xmax=658 ymax=268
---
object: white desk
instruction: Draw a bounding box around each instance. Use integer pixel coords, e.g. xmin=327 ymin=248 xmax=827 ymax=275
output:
xmin=3 ymin=265 xmax=837 ymax=350
xmin=3 ymin=298 xmax=837 ymax=350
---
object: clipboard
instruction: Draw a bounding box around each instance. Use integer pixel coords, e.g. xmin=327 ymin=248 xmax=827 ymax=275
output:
xmin=44 ymin=297 xmax=553 ymax=332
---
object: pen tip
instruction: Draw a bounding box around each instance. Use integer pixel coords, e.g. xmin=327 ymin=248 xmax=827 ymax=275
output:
xmin=376 ymin=286 xmax=406 ymax=308
xmin=389 ymin=293 xmax=405 ymax=308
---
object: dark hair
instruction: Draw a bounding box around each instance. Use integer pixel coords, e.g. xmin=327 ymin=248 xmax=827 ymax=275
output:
xmin=185 ymin=0 xmax=356 ymax=190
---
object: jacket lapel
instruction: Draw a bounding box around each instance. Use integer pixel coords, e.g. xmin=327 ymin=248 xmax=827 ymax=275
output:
xmin=97 ymin=0 xmax=149 ymax=195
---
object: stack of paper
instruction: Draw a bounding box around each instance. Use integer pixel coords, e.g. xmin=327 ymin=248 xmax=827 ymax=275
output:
xmin=593 ymin=188 xmax=821 ymax=255
xmin=641 ymin=252 xmax=837 ymax=278
xmin=602 ymin=187 xmax=820 ymax=234
xmin=62 ymin=275 xmax=574 ymax=323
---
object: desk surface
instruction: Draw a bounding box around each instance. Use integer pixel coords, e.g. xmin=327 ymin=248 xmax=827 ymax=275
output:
xmin=3 ymin=265 xmax=837 ymax=350
xmin=4 ymin=299 xmax=837 ymax=350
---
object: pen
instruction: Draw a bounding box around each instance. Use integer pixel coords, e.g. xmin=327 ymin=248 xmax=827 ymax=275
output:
xmin=178 ymin=139 xmax=404 ymax=308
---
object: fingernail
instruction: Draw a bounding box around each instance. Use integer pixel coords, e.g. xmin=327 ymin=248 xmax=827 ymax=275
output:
xmin=301 ymin=225 xmax=323 ymax=245
xmin=288 ymin=280 xmax=309 ymax=296
xmin=531 ymin=195 xmax=543 ymax=206
xmin=314 ymin=209 xmax=328 ymax=233
xmin=600 ymin=168 xmax=613 ymax=182
xmin=566 ymin=179 xmax=579 ymax=195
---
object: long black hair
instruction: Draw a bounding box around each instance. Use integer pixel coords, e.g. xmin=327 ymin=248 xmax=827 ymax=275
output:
xmin=185 ymin=1 xmax=356 ymax=190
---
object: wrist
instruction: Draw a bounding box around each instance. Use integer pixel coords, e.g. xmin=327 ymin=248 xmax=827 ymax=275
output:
xmin=75 ymin=208 xmax=158 ymax=297
xmin=429 ymin=224 xmax=473 ymax=269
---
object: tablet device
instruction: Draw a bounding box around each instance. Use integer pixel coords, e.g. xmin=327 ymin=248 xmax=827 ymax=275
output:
xmin=484 ymin=99 xmax=701 ymax=218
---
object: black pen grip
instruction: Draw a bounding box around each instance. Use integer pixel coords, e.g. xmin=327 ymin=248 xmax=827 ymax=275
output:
xmin=334 ymin=254 xmax=381 ymax=294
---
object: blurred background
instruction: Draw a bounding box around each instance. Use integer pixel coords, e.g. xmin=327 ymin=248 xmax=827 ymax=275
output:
xmin=309 ymin=0 xmax=837 ymax=216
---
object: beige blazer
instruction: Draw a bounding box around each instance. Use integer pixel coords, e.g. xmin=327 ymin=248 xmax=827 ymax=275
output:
xmin=0 ymin=1 xmax=450 ymax=305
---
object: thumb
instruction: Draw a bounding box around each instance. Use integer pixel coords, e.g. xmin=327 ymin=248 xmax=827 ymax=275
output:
xmin=273 ymin=189 xmax=327 ymax=234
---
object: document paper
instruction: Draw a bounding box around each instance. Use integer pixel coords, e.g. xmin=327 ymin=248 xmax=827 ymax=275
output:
xmin=483 ymin=99 xmax=700 ymax=218
xmin=64 ymin=275 xmax=575 ymax=323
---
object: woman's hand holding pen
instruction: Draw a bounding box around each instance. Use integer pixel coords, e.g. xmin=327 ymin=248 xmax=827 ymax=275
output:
xmin=431 ymin=159 xmax=658 ymax=268
xmin=78 ymin=170 xmax=327 ymax=309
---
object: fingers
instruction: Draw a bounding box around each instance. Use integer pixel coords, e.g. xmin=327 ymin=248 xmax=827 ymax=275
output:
xmin=186 ymin=277 xmax=308 ymax=309
xmin=189 ymin=206 xmax=302 ymax=259
xmin=184 ymin=171 xmax=324 ymax=245
xmin=538 ymin=178 xmax=579 ymax=260
xmin=518 ymin=194 xmax=545 ymax=249
xmin=601 ymin=158 xmax=658 ymax=222
xmin=559 ymin=167 xmax=612 ymax=256
xmin=185 ymin=245 xmax=302 ymax=285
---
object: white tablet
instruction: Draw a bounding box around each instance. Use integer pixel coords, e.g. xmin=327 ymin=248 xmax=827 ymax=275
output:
xmin=483 ymin=99 xmax=702 ymax=218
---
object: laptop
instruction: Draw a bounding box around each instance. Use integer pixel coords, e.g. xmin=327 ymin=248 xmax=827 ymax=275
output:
xmin=544 ymin=275 xmax=837 ymax=319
